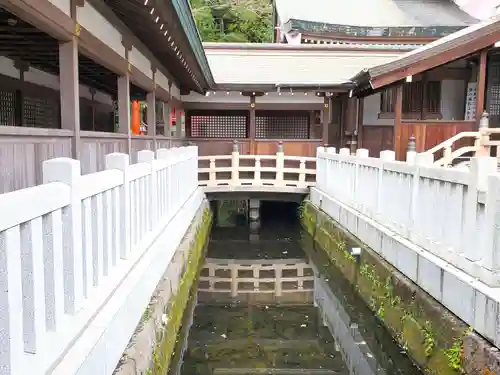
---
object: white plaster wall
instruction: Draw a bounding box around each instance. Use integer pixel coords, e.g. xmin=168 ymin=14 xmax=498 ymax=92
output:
xmin=48 ymin=0 xmax=71 ymax=16
xmin=362 ymin=81 xmax=466 ymax=125
xmin=0 ymin=56 xmax=113 ymax=106
xmin=441 ymin=80 xmax=466 ymax=120
xmin=256 ymin=92 xmax=323 ymax=104
xmin=130 ymin=46 xmax=153 ymax=79
xmin=171 ymin=84 xmax=181 ymax=100
xmin=362 ymin=92 xmax=393 ymax=126
xmin=182 ymin=91 xmax=323 ymax=104
xmin=182 ymin=91 xmax=249 ymax=103
xmin=77 ymin=1 xmax=126 ymax=59
xmin=156 ymin=70 xmax=169 ymax=93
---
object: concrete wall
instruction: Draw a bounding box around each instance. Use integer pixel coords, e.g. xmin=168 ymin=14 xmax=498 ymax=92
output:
xmin=301 ymin=199 xmax=500 ymax=375
xmin=114 ymin=202 xmax=212 ymax=375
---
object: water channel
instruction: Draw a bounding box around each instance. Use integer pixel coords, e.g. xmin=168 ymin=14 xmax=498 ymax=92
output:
xmin=169 ymin=201 xmax=423 ymax=375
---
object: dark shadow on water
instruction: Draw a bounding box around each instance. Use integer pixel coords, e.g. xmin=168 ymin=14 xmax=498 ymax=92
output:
xmin=170 ymin=201 xmax=423 ymax=375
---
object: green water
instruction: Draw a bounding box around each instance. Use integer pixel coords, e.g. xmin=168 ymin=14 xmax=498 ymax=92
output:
xmin=170 ymin=202 xmax=423 ymax=375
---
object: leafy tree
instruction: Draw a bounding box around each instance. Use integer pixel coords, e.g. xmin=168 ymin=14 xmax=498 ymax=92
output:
xmin=190 ymin=0 xmax=273 ymax=43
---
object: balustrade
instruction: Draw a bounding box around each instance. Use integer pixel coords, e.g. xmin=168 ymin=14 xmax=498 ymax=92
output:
xmin=198 ymin=140 xmax=316 ymax=190
xmin=0 ymin=146 xmax=199 ymax=374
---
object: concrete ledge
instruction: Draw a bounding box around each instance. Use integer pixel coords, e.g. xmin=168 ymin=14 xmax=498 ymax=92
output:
xmin=308 ymin=188 xmax=500 ymax=373
xmin=50 ymin=188 xmax=206 ymax=375
xmin=202 ymin=185 xmax=309 ymax=194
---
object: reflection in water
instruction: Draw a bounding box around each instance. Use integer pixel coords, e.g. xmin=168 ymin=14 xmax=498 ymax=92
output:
xmin=171 ymin=201 xmax=422 ymax=375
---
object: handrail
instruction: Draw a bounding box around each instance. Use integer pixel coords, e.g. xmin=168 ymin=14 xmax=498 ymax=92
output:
xmin=197 ymin=143 xmax=316 ymax=189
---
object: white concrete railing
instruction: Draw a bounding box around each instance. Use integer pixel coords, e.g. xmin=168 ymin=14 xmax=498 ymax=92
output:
xmin=316 ymin=146 xmax=500 ymax=287
xmin=0 ymin=146 xmax=198 ymax=375
xmin=417 ymin=113 xmax=500 ymax=167
xmin=198 ymin=143 xmax=316 ymax=190
xmin=199 ymin=258 xmax=314 ymax=297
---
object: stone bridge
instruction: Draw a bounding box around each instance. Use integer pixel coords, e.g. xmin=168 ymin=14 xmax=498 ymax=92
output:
xmin=2 ymin=139 xmax=500 ymax=374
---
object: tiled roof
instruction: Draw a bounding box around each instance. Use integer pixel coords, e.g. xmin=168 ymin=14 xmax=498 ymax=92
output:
xmin=351 ymin=14 xmax=500 ymax=89
xmin=275 ymin=0 xmax=477 ymax=28
xmin=203 ymin=44 xmax=403 ymax=85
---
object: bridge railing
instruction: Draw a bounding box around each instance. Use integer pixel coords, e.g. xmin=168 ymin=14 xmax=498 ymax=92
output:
xmin=0 ymin=146 xmax=198 ymax=374
xmin=198 ymin=258 xmax=314 ymax=298
xmin=316 ymin=146 xmax=500 ymax=287
xmin=197 ymin=140 xmax=316 ymax=189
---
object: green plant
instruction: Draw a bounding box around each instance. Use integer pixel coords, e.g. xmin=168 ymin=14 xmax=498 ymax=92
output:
xmin=422 ymin=321 xmax=435 ymax=357
xmin=444 ymin=327 xmax=472 ymax=372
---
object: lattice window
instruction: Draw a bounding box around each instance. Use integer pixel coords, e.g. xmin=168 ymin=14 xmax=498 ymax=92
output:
xmin=0 ymin=90 xmax=16 ymax=126
xmin=255 ymin=111 xmax=309 ymax=139
xmin=379 ymin=81 xmax=441 ymax=117
xmin=187 ymin=110 xmax=248 ymax=138
xmin=24 ymin=96 xmax=59 ymax=128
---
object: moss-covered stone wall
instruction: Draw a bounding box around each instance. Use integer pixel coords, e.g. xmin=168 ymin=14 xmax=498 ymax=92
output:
xmin=149 ymin=207 xmax=212 ymax=374
xmin=300 ymin=200 xmax=473 ymax=375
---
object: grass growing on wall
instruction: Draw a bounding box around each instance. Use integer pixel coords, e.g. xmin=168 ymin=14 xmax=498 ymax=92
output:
xmin=299 ymin=200 xmax=471 ymax=375
xmin=150 ymin=208 xmax=212 ymax=374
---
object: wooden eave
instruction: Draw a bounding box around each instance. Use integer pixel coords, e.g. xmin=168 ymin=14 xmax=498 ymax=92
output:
xmin=351 ymin=16 xmax=500 ymax=93
xmin=100 ymin=0 xmax=214 ymax=94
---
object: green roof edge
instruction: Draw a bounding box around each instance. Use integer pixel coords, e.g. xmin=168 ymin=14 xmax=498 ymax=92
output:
xmin=171 ymin=0 xmax=215 ymax=89
xmin=288 ymin=19 xmax=471 ymax=38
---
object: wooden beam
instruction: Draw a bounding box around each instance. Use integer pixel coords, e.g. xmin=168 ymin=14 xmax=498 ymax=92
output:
xmin=393 ymin=84 xmax=403 ymax=160
xmin=370 ymin=30 xmax=499 ymax=90
xmin=476 ymin=50 xmax=488 ymax=121
xmin=249 ymin=96 xmax=256 ymax=153
xmin=322 ymin=96 xmax=329 ymax=144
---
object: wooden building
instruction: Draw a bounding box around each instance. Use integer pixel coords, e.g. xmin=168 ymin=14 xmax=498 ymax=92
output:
xmin=351 ymin=14 xmax=500 ymax=159
xmin=0 ymin=0 xmax=213 ymax=193
xmin=182 ymin=0 xmax=479 ymax=158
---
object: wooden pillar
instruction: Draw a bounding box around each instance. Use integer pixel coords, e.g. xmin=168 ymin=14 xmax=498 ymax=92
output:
xmin=394 ymin=84 xmax=403 ymax=160
xmin=59 ymin=37 xmax=81 ymax=159
xmin=174 ymin=106 xmax=182 ymax=138
xmin=357 ymin=97 xmax=364 ymax=149
xmin=146 ymin=89 xmax=156 ymax=151
xmin=13 ymin=60 xmax=28 ymax=127
xmin=322 ymin=96 xmax=329 ymax=145
xmin=249 ymin=95 xmax=256 ymax=153
xmin=117 ymin=74 xmax=131 ymax=154
xmin=89 ymin=87 xmax=96 ymax=131
xmin=476 ymin=50 xmax=488 ymax=123
xmin=344 ymin=97 xmax=358 ymax=152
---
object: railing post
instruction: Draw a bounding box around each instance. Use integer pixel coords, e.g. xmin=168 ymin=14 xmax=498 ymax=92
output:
xmin=43 ymin=157 xmax=83 ymax=314
xmin=298 ymin=158 xmax=306 ymax=187
xmin=231 ymin=140 xmax=239 ymax=185
xmin=463 ymin=156 xmax=497 ymax=264
xmin=209 ymin=157 xmax=216 ymax=187
xmin=376 ymin=150 xmax=395 ymax=216
xmin=354 ymin=148 xmax=369 ymax=208
xmin=105 ymin=153 xmax=131 ymax=260
xmin=254 ymin=156 xmax=262 ymax=185
xmin=137 ymin=150 xmax=156 ymax=230
xmin=477 ymin=111 xmax=491 ymax=157
xmin=157 ymin=148 xmax=172 ymax=219
xmin=276 ymin=141 xmax=284 ymax=185
xmin=481 ymin=174 xmax=500 ymax=285
xmin=408 ymin=153 xmax=434 ymax=241
xmin=339 ymin=148 xmax=350 ymax=156
xmin=406 ymin=135 xmax=417 ymax=165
